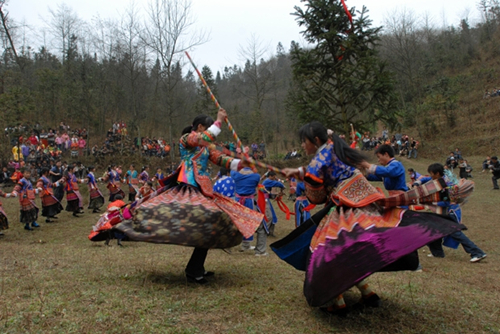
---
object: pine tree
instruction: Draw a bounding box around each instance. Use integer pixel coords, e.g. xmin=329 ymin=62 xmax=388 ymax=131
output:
xmin=195 ymin=65 xmax=219 ymax=115
xmin=288 ymin=0 xmax=399 ymax=135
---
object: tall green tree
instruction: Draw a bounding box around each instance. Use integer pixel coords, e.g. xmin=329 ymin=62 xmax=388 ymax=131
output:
xmin=195 ymin=65 xmax=218 ymax=115
xmin=288 ymin=0 xmax=399 ymax=134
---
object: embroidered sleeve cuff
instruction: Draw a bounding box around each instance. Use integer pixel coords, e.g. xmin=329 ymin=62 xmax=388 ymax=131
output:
xmin=230 ymin=159 xmax=241 ymax=171
xmin=368 ymin=164 xmax=377 ymax=175
xmin=298 ymin=167 xmax=305 ymax=180
xmin=208 ymin=124 xmax=222 ymax=137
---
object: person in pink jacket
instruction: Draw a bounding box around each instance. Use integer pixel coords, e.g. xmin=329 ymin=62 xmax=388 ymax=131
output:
xmin=78 ymin=136 xmax=86 ymax=156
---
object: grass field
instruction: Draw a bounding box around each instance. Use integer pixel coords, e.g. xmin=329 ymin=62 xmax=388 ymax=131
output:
xmin=0 ymin=156 xmax=499 ymax=333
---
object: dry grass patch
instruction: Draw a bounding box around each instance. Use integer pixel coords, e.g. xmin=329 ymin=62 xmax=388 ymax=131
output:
xmin=1 ymin=157 xmax=499 ymax=333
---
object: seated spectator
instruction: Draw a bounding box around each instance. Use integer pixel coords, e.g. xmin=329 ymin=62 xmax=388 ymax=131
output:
xmin=482 ymin=156 xmax=491 ymax=173
xmin=0 ymin=167 xmax=11 ymax=184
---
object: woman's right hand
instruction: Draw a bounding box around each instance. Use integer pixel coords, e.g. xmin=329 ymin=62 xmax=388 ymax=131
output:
xmin=217 ymin=108 xmax=228 ymax=123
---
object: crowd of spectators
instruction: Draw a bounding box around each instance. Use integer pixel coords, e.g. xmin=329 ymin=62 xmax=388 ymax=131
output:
xmin=389 ymin=135 xmax=419 ymax=159
xmin=483 ymin=88 xmax=500 ymax=99
xmin=360 ymin=132 xmax=383 ymax=151
xmin=249 ymin=142 xmax=266 ymax=160
xmin=7 ymin=122 xmax=89 ymax=165
xmin=351 ymin=131 xmax=419 ymax=159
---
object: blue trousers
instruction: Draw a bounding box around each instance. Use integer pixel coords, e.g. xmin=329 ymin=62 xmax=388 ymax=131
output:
xmin=428 ymin=230 xmax=484 ymax=258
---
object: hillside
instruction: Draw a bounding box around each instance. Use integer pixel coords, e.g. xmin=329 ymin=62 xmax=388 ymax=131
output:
xmin=410 ymin=56 xmax=500 ymax=159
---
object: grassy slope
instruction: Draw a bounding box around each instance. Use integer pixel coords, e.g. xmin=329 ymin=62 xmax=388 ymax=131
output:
xmin=0 ymin=156 xmax=499 ymax=333
xmin=415 ymin=49 xmax=500 ymax=159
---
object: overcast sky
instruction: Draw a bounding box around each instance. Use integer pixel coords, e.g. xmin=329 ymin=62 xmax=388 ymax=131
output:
xmin=6 ymin=0 xmax=480 ymax=73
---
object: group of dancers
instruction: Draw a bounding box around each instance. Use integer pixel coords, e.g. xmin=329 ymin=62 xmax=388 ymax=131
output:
xmin=1 ymin=109 xmax=482 ymax=317
xmin=0 ymin=164 xmax=106 ymax=233
xmin=0 ymin=161 xmax=159 ymax=235
xmin=82 ymin=109 xmax=479 ymax=316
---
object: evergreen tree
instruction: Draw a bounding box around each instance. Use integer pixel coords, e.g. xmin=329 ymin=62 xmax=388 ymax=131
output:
xmin=288 ymin=0 xmax=399 ymax=134
xmin=195 ymin=65 xmax=219 ymax=115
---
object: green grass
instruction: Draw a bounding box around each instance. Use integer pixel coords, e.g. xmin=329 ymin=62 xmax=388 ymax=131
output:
xmin=0 ymin=156 xmax=499 ymax=333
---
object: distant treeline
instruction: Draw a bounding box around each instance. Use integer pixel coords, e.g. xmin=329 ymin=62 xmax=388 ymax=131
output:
xmin=1 ymin=0 xmax=499 ymax=159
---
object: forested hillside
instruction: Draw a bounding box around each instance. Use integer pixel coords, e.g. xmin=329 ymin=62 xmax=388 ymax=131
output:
xmin=1 ymin=0 xmax=499 ymax=160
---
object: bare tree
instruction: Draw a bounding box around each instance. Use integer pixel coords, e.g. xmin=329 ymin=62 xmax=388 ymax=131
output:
xmin=381 ymin=8 xmax=425 ymax=102
xmin=117 ymin=1 xmax=149 ymax=144
xmin=89 ymin=15 xmax=119 ymax=61
xmin=236 ymin=35 xmax=275 ymax=148
xmin=46 ymin=3 xmax=80 ymax=62
xmin=0 ymin=0 xmax=24 ymax=71
xmin=142 ymin=0 xmax=208 ymax=158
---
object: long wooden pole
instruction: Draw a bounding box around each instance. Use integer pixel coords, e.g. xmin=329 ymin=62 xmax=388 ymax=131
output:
xmin=185 ymin=51 xmax=267 ymax=173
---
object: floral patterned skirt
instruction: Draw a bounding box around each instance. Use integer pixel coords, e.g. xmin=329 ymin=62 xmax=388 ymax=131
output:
xmin=115 ymin=184 xmax=263 ymax=249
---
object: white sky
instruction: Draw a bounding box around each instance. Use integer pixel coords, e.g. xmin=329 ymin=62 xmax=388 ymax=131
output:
xmin=6 ymin=0 xmax=480 ymax=73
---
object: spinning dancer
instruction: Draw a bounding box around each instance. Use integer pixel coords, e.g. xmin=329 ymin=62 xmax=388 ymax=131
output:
xmin=274 ymin=121 xmax=468 ymax=314
xmin=113 ymin=109 xmax=263 ymax=284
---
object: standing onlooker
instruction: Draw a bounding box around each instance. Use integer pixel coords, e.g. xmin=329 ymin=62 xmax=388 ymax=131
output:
xmin=408 ymin=138 xmax=419 ymax=159
xmin=61 ymin=132 xmax=70 ymax=151
xmin=78 ymin=136 xmax=86 ymax=156
xmin=21 ymin=141 xmax=30 ymax=162
xmin=382 ymin=128 xmax=388 ymax=141
xmin=259 ymin=141 xmax=266 ymax=158
xmin=362 ymin=134 xmax=371 ymax=151
xmin=55 ymin=132 xmax=64 ymax=150
xmin=489 ymin=156 xmax=500 ymax=190
xmin=458 ymin=159 xmax=471 ymax=179
xmin=28 ymin=132 xmax=39 ymax=146
xmin=47 ymin=129 xmax=55 ymax=146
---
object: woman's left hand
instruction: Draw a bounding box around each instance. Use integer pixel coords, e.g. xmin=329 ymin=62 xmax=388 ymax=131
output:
xmin=358 ymin=161 xmax=371 ymax=170
xmin=282 ymin=168 xmax=299 ymax=178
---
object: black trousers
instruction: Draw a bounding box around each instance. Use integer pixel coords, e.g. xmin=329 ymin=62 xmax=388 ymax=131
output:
xmin=185 ymin=247 xmax=208 ymax=278
xmin=493 ymin=176 xmax=499 ymax=189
